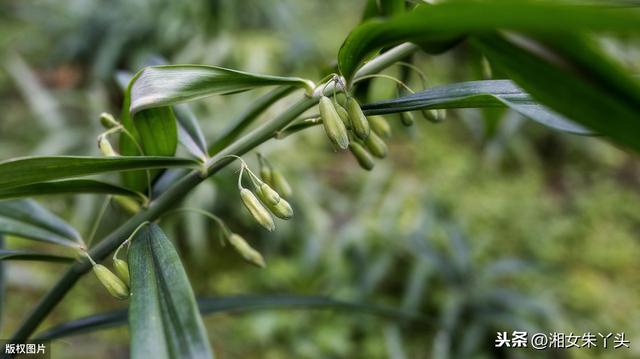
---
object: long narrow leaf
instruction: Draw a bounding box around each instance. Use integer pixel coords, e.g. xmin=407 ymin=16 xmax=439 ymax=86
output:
xmin=35 ymin=295 xmax=426 ymax=341
xmin=0 ymin=200 xmax=81 ymax=245
xmin=0 ymin=250 xmax=73 ymax=263
xmin=0 ymin=179 xmax=144 ymax=201
xmin=0 ymin=156 xmax=197 ymax=189
xmin=128 ymin=224 xmax=213 ymax=359
xmin=338 ymin=1 xmax=640 ymax=82
xmin=360 ymin=80 xmax=590 ymax=134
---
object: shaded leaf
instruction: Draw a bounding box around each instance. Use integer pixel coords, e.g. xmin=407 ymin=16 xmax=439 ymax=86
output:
xmin=0 ymin=156 xmax=198 ymax=189
xmin=472 ymin=33 xmax=640 ymax=151
xmin=0 ymin=200 xmax=81 ymax=245
xmin=0 ymin=250 xmax=73 ymax=263
xmin=36 ymin=295 xmax=426 ymax=341
xmin=134 ymin=107 xmax=178 ymax=157
xmin=361 ymin=80 xmax=590 ymax=134
xmin=0 ymin=179 xmax=144 ymax=201
xmin=338 ymin=1 xmax=640 ymax=83
xmin=128 ymin=223 xmax=213 ymax=359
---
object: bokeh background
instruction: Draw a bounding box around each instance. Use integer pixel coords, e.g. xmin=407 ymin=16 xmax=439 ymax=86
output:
xmin=1 ymin=0 xmax=639 ymax=358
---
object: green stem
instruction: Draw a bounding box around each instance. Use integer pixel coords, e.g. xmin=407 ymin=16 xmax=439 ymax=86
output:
xmin=9 ymin=43 xmax=417 ymax=342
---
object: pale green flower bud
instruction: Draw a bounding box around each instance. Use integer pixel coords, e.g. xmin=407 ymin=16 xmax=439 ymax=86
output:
xmin=98 ymin=135 xmax=117 ymax=157
xmin=334 ymin=103 xmax=351 ymax=129
xmin=93 ymin=264 xmax=129 ymax=300
xmin=257 ymin=182 xmax=281 ymax=206
xmin=319 ymin=96 xmax=349 ymax=150
xmin=369 ymin=116 xmax=392 ymax=139
xmin=268 ymin=198 xmax=293 ymax=220
xmin=99 ymin=112 xmax=119 ymax=129
xmin=346 ymin=99 xmax=370 ymax=140
xmin=364 ymin=130 xmax=388 ymax=158
xmin=271 ymin=170 xmax=292 ymax=198
xmin=400 ymin=111 xmax=415 ymax=126
xmin=113 ymin=258 xmax=130 ymax=287
xmin=228 ymin=233 xmax=266 ymax=268
xmin=240 ymin=188 xmax=275 ymax=231
xmin=349 ymin=142 xmax=374 ymax=171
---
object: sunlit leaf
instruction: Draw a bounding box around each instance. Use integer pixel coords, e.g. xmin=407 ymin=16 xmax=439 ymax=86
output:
xmin=128 ymin=223 xmax=213 ymax=359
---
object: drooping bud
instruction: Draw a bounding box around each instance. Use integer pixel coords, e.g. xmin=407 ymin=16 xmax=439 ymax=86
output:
xmin=400 ymin=111 xmax=415 ymax=127
xmin=421 ymin=109 xmax=445 ymax=123
xmin=364 ymin=130 xmax=388 ymax=158
xmin=114 ymin=195 xmax=141 ymax=214
xmin=346 ymin=98 xmax=370 ymax=140
xmin=99 ymin=112 xmax=119 ymax=129
xmin=271 ymin=170 xmax=292 ymax=198
xmin=334 ymin=103 xmax=351 ymax=129
xmin=98 ymin=135 xmax=117 ymax=157
xmin=256 ymin=182 xmax=280 ymax=206
xmin=260 ymin=166 xmax=272 ymax=186
xmin=268 ymin=198 xmax=293 ymax=220
xmin=93 ymin=264 xmax=129 ymax=300
xmin=369 ymin=116 xmax=392 ymax=139
xmin=319 ymin=96 xmax=349 ymax=150
xmin=228 ymin=233 xmax=266 ymax=268
xmin=349 ymin=142 xmax=374 ymax=171
xmin=240 ymin=188 xmax=275 ymax=231
xmin=113 ymin=258 xmax=130 ymax=287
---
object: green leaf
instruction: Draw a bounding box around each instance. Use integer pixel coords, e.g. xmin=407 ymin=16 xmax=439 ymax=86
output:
xmin=134 ymin=107 xmax=178 ymax=157
xmin=472 ymin=33 xmax=640 ymax=151
xmin=0 ymin=200 xmax=81 ymax=245
xmin=128 ymin=223 xmax=213 ymax=359
xmin=35 ymin=295 xmax=426 ymax=341
xmin=0 ymin=179 xmax=144 ymax=201
xmin=174 ymin=104 xmax=209 ymax=160
xmin=128 ymin=65 xmax=314 ymax=114
xmin=361 ymin=80 xmax=590 ymax=134
xmin=0 ymin=250 xmax=73 ymax=263
xmin=0 ymin=156 xmax=198 ymax=189
xmin=338 ymin=1 xmax=640 ymax=83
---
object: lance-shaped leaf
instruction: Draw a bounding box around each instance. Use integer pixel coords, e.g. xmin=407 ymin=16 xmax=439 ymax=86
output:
xmin=0 ymin=200 xmax=80 ymax=248
xmin=361 ymin=80 xmax=590 ymax=134
xmin=0 ymin=179 xmax=145 ymax=201
xmin=128 ymin=65 xmax=314 ymax=114
xmin=128 ymin=223 xmax=213 ymax=359
xmin=338 ymin=1 xmax=640 ymax=83
xmin=0 ymin=250 xmax=73 ymax=263
xmin=35 ymin=295 xmax=426 ymax=341
xmin=472 ymin=33 xmax=640 ymax=151
xmin=0 ymin=156 xmax=197 ymax=189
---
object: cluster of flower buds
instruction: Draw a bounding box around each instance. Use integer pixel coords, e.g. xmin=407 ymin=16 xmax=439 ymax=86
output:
xmin=236 ymin=156 xmax=294 ymax=232
xmin=318 ymin=90 xmax=392 ymax=171
xmin=85 ymin=252 xmax=130 ymax=300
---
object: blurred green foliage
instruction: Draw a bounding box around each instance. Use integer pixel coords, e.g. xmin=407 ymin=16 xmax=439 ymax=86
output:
xmin=0 ymin=0 xmax=639 ymax=358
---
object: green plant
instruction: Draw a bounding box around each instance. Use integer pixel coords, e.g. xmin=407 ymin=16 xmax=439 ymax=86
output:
xmin=1 ymin=1 xmax=639 ymax=357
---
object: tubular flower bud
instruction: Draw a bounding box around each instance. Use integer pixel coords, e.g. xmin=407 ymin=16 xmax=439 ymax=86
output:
xmin=93 ymin=264 xmax=129 ymax=300
xmin=364 ymin=130 xmax=388 ymax=159
xmin=349 ymin=142 xmax=374 ymax=171
xmin=99 ymin=112 xmax=119 ymax=129
xmin=421 ymin=109 xmax=445 ymax=123
xmin=334 ymin=103 xmax=351 ymax=129
xmin=369 ymin=116 xmax=392 ymax=139
xmin=257 ymin=182 xmax=281 ymax=206
xmin=260 ymin=166 xmax=272 ymax=186
xmin=271 ymin=170 xmax=292 ymax=198
xmin=98 ymin=135 xmax=117 ymax=157
xmin=113 ymin=258 xmax=131 ymax=287
xmin=240 ymin=188 xmax=275 ymax=231
xmin=228 ymin=233 xmax=266 ymax=268
xmin=346 ymin=99 xmax=370 ymax=140
xmin=400 ymin=111 xmax=415 ymax=127
xmin=268 ymin=198 xmax=293 ymax=220
xmin=319 ymin=96 xmax=349 ymax=150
